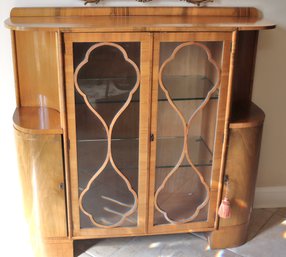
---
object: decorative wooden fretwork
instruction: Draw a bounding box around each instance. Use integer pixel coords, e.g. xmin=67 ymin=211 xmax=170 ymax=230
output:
xmin=74 ymin=42 xmax=140 ymax=228
xmin=155 ymin=42 xmax=221 ymax=224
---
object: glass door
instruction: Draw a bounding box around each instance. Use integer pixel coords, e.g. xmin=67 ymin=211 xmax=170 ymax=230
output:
xmin=65 ymin=33 xmax=152 ymax=237
xmin=149 ymin=32 xmax=233 ymax=233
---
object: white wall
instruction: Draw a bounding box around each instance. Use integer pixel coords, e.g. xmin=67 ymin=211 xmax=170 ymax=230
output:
xmin=0 ymin=0 xmax=285 ymax=255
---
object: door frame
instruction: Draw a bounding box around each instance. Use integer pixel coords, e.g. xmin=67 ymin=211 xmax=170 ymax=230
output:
xmin=148 ymin=32 xmax=234 ymax=234
xmin=64 ymin=32 xmax=153 ymax=238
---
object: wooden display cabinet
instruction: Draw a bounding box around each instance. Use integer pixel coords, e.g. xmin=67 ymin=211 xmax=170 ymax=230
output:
xmin=6 ymin=7 xmax=275 ymax=257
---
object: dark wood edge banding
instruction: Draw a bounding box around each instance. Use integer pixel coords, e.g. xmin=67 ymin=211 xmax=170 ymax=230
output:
xmin=229 ymin=102 xmax=265 ymax=129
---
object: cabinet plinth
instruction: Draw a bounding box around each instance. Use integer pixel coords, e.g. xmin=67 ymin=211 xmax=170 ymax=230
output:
xmin=6 ymin=6 xmax=275 ymax=256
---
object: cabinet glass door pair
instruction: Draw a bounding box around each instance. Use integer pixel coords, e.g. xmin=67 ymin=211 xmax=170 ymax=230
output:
xmin=64 ymin=32 xmax=232 ymax=237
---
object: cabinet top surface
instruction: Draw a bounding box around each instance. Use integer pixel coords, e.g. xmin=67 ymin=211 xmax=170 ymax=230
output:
xmin=5 ymin=7 xmax=275 ymax=32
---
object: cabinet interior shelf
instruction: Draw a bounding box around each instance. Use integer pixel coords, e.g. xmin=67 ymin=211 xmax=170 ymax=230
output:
xmin=77 ymin=136 xmax=213 ymax=168
xmin=77 ymin=75 xmax=218 ymax=104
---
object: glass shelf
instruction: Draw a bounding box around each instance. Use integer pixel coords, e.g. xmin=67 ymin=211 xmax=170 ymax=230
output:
xmin=160 ymin=75 xmax=218 ymax=101
xmin=76 ymin=75 xmax=218 ymax=104
xmin=77 ymin=77 xmax=138 ymax=104
xmin=77 ymin=136 xmax=213 ymax=168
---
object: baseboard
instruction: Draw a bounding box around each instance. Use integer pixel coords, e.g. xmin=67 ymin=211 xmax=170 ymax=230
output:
xmin=254 ymin=186 xmax=286 ymax=208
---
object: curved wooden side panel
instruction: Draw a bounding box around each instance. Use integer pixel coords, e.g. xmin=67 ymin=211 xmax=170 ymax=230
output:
xmin=14 ymin=129 xmax=68 ymax=255
xmin=208 ymin=104 xmax=264 ymax=249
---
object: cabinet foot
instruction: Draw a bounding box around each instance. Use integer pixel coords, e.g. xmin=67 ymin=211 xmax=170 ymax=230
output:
xmin=208 ymin=223 xmax=248 ymax=249
xmin=40 ymin=239 xmax=74 ymax=257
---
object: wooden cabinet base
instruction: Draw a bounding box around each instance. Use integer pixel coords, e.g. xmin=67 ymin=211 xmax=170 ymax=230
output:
xmin=208 ymin=223 xmax=249 ymax=249
xmin=41 ymin=239 xmax=73 ymax=257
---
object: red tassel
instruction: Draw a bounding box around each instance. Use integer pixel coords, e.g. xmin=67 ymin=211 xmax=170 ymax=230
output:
xmin=218 ymin=197 xmax=231 ymax=219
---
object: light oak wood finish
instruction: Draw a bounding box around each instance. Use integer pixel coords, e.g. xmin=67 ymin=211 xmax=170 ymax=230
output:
xmin=10 ymin=31 xmax=20 ymax=106
xmin=14 ymin=31 xmax=61 ymax=110
xmin=74 ymin=42 xmax=140 ymax=229
xmin=13 ymin=107 xmax=62 ymax=134
xmin=6 ymin=6 xmax=275 ymax=254
xmin=14 ymin=129 xmax=67 ymax=239
xmin=209 ymin=104 xmax=265 ymax=248
xmin=42 ymin=239 xmax=74 ymax=257
xmin=214 ymin=30 xmax=238 ymax=229
xmin=55 ymin=31 xmax=74 ymax=239
xmin=154 ymin=41 xmax=221 ymax=224
xmin=148 ymin=32 xmax=233 ymax=235
xmin=200 ymin=42 xmax=223 ymax=154
xmin=10 ymin=7 xmax=261 ymax=17
xmin=29 ymin=238 xmax=73 ymax=257
xmin=6 ymin=16 xmax=275 ymax=33
xmin=5 ymin=7 xmax=275 ymax=32
xmin=64 ymin=32 xmax=152 ymax=238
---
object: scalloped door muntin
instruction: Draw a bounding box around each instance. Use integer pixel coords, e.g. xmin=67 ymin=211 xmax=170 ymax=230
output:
xmin=73 ymin=42 xmax=141 ymax=229
xmin=154 ymin=40 xmax=223 ymax=226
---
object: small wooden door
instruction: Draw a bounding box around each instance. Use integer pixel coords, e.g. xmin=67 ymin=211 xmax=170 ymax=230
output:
xmin=64 ymin=33 xmax=152 ymax=238
xmin=148 ymin=32 xmax=234 ymax=234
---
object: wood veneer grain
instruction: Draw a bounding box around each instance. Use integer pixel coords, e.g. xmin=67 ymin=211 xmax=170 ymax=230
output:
xmin=55 ymin=31 xmax=74 ymax=239
xmin=148 ymin=32 xmax=233 ymax=234
xmin=10 ymin=31 xmax=20 ymax=106
xmin=230 ymin=102 xmax=265 ymax=129
xmin=6 ymin=6 xmax=273 ymax=252
xmin=41 ymin=239 xmax=73 ymax=257
xmin=231 ymin=31 xmax=259 ymax=110
xmin=209 ymin=112 xmax=264 ymax=248
xmin=64 ymin=32 xmax=152 ymax=237
xmin=14 ymin=130 xmax=67 ymax=240
xmin=5 ymin=7 xmax=275 ymax=32
xmin=13 ymin=107 xmax=62 ymax=134
xmin=14 ymin=30 xmax=60 ymax=110
xmin=10 ymin=7 xmax=261 ymax=17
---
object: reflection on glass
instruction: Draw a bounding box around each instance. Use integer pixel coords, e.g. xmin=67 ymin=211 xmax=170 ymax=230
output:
xmin=159 ymin=75 xmax=218 ymax=101
xmin=73 ymin=42 xmax=140 ymax=228
xmin=154 ymin=41 xmax=222 ymax=225
xmin=80 ymin=164 xmax=138 ymax=228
